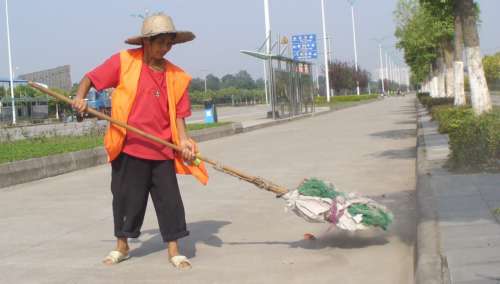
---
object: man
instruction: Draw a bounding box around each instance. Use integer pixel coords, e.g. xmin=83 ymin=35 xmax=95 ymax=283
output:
xmin=72 ymin=13 xmax=208 ymax=270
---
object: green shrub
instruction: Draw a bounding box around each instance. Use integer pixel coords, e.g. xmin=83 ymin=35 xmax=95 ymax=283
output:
xmin=447 ymin=109 xmax=500 ymax=170
xmin=331 ymin=94 xmax=378 ymax=103
xmin=431 ymin=106 xmax=474 ymax=134
xmin=419 ymin=96 xmax=454 ymax=110
xmin=417 ymin=92 xmax=430 ymax=101
xmin=314 ymin=96 xmax=328 ymax=105
xmin=314 ymin=94 xmax=377 ymax=106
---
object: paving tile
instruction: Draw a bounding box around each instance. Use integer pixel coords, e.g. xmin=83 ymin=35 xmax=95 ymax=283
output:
xmin=449 ymin=261 xmax=500 ymax=283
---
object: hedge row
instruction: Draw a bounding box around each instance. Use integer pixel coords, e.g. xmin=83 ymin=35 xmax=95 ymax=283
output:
xmin=314 ymin=94 xmax=378 ymax=105
xmin=447 ymin=110 xmax=500 ymax=170
xmin=418 ymin=92 xmax=500 ymax=170
xmin=417 ymin=92 xmax=455 ymax=109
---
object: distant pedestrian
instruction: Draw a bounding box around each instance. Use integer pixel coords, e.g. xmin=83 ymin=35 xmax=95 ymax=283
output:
xmin=72 ymin=13 xmax=208 ymax=270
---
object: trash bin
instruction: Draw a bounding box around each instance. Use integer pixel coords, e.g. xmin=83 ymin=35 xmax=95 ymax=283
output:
xmin=203 ymin=99 xmax=218 ymax=123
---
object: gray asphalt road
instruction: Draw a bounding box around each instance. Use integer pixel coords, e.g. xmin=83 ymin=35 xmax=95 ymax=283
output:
xmin=0 ymin=96 xmax=417 ymax=283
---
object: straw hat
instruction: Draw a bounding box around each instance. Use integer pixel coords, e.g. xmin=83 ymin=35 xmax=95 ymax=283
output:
xmin=125 ymin=13 xmax=195 ymax=45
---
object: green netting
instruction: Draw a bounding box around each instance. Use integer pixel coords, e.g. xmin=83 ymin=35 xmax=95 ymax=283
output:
xmin=347 ymin=204 xmax=394 ymax=231
xmin=297 ymin=178 xmax=345 ymax=199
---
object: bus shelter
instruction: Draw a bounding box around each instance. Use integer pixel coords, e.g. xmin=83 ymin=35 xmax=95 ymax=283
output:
xmin=241 ymin=50 xmax=315 ymax=119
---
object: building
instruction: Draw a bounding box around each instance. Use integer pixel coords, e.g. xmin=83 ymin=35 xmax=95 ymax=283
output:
xmin=19 ymin=65 xmax=72 ymax=92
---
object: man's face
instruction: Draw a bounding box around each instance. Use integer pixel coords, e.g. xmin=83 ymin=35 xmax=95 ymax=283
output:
xmin=145 ymin=34 xmax=175 ymax=60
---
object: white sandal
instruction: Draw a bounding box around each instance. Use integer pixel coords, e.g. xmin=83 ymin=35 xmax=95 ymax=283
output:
xmin=170 ymin=255 xmax=192 ymax=270
xmin=103 ymin=250 xmax=130 ymax=265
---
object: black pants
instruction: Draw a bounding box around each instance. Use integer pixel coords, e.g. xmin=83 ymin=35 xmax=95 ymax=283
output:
xmin=111 ymin=153 xmax=189 ymax=242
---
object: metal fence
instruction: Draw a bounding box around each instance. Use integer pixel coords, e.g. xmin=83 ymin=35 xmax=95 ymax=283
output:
xmin=0 ymin=97 xmax=49 ymax=124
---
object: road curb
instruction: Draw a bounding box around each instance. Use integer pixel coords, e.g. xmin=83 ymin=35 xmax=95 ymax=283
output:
xmin=0 ymin=99 xmax=379 ymax=189
xmin=415 ymin=100 xmax=449 ymax=284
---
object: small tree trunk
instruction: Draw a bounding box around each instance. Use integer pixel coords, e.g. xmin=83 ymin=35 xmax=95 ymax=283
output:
xmin=431 ymin=64 xmax=439 ymax=98
xmin=460 ymin=0 xmax=492 ymax=114
xmin=453 ymin=3 xmax=467 ymax=105
xmin=437 ymin=56 xmax=446 ymax=97
xmin=443 ymin=41 xmax=455 ymax=98
xmin=454 ymin=62 xmax=466 ymax=104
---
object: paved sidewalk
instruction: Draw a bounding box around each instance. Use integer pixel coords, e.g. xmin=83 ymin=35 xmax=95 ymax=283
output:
xmin=418 ymin=105 xmax=500 ymax=284
xmin=0 ymin=97 xmax=416 ymax=284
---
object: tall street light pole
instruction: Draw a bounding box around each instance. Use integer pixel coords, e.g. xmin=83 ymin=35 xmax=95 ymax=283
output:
xmin=200 ymin=69 xmax=209 ymax=93
xmin=263 ymin=0 xmax=271 ymax=105
xmin=348 ymin=0 xmax=360 ymax=95
xmin=378 ymin=44 xmax=385 ymax=94
xmin=389 ymin=57 xmax=393 ymax=92
xmin=385 ymin=52 xmax=389 ymax=93
xmin=320 ymin=0 xmax=331 ymax=102
xmin=5 ymin=0 xmax=16 ymax=124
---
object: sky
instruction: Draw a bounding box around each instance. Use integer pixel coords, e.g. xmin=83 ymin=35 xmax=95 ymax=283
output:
xmin=1 ymin=0 xmax=499 ymax=83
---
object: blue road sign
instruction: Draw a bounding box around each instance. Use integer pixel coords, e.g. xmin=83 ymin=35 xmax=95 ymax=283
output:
xmin=292 ymin=34 xmax=318 ymax=60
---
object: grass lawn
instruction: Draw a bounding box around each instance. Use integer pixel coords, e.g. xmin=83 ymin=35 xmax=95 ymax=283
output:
xmin=0 ymin=135 xmax=103 ymax=164
xmin=0 ymin=121 xmax=232 ymax=164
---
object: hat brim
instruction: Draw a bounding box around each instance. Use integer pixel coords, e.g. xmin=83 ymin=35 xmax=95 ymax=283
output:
xmin=125 ymin=31 xmax=195 ymax=45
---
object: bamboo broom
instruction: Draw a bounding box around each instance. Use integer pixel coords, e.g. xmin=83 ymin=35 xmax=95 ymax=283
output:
xmin=28 ymin=82 xmax=289 ymax=196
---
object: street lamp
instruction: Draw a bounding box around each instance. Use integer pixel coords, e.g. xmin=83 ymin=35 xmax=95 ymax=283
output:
xmin=371 ymin=37 xmax=389 ymax=95
xmin=385 ymin=52 xmax=390 ymax=93
xmin=320 ymin=0 xmax=331 ymax=102
xmin=5 ymin=0 xmax=16 ymax=124
xmin=378 ymin=44 xmax=385 ymax=94
xmin=263 ymin=0 xmax=271 ymax=105
xmin=200 ymin=69 xmax=209 ymax=93
xmin=348 ymin=0 xmax=360 ymax=95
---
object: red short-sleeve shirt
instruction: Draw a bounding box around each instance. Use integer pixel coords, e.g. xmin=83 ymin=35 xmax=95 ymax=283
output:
xmin=86 ymin=52 xmax=191 ymax=160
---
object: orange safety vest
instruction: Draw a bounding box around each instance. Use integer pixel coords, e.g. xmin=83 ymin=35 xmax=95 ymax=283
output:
xmin=103 ymin=48 xmax=209 ymax=185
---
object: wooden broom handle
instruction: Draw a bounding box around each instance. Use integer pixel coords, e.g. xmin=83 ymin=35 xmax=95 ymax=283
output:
xmin=28 ymin=82 xmax=184 ymax=153
xmin=28 ymin=82 xmax=289 ymax=195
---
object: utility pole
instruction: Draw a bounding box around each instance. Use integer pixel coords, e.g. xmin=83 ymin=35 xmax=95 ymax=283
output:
xmin=200 ymin=69 xmax=208 ymax=93
xmin=5 ymin=0 xmax=16 ymax=124
xmin=378 ymin=44 xmax=385 ymax=94
xmin=385 ymin=53 xmax=390 ymax=93
xmin=348 ymin=0 xmax=360 ymax=95
xmin=320 ymin=0 xmax=331 ymax=102
xmin=263 ymin=0 xmax=271 ymax=105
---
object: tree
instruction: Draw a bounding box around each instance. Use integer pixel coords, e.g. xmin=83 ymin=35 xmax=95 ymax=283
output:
xmin=0 ymin=87 xmax=5 ymax=98
xmin=234 ymin=70 xmax=255 ymax=89
xmin=14 ymin=85 xmax=45 ymax=97
xmin=206 ymin=74 xmax=221 ymax=91
xmin=255 ymin=78 xmax=265 ymax=89
xmin=395 ymin=0 xmax=454 ymax=97
xmin=70 ymin=83 xmax=79 ymax=97
xmin=328 ymin=60 xmax=370 ymax=94
xmin=420 ymin=0 xmax=455 ymax=98
xmin=221 ymin=74 xmax=236 ymax=89
xmin=482 ymin=52 xmax=500 ymax=89
xmin=189 ymin=78 xmax=204 ymax=92
xmin=458 ymin=0 xmax=492 ymax=113
xmin=452 ymin=0 xmax=467 ymax=105
xmin=191 ymin=70 xmax=260 ymax=91
xmin=402 ymin=0 xmax=492 ymax=113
